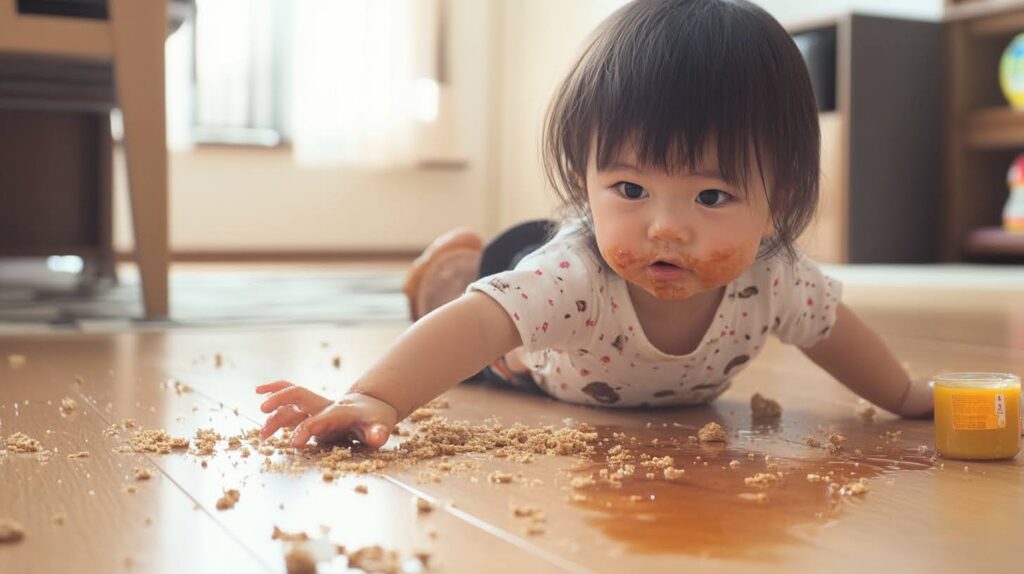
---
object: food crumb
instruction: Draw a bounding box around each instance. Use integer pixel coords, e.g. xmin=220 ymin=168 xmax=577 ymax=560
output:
xmin=346 ymin=545 xmax=399 ymax=574
xmin=354 ymin=484 xmax=368 ymax=494
xmin=216 ymin=489 xmax=241 ymax=510
xmin=728 ymin=460 xmax=741 ymax=469
xmin=738 ymin=492 xmax=768 ymax=503
xmin=5 ymin=432 xmax=42 ymax=453
xmin=52 ymin=513 xmax=66 ymax=526
xmin=744 ymin=473 xmax=779 ymax=487
xmin=826 ymin=433 xmax=846 ymax=456
xmin=7 ymin=354 xmax=26 ymax=369
xmin=842 ymin=480 xmax=869 ymax=496
xmin=67 ymin=451 xmax=90 ymax=459
xmin=331 ymin=356 xmax=342 ymax=369
xmin=570 ymin=474 xmax=595 ymax=489
xmin=488 ymin=471 xmax=514 ymax=484
xmin=0 ymin=520 xmax=25 ymax=543
xmin=663 ymin=467 xmax=686 ymax=480
xmin=415 ymin=497 xmax=436 ymax=513
xmin=697 ymin=422 xmax=727 ymax=443
xmin=59 ymin=397 xmax=78 ymax=415
xmin=750 ymin=393 xmax=782 ymax=419
xmin=283 ymin=542 xmax=317 ymax=574
xmin=855 ymin=399 xmax=877 ymax=423
xmin=215 ymin=353 xmax=224 ymax=368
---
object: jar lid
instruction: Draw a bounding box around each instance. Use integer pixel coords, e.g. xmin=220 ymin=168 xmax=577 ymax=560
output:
xmin=931 ymin=372 xmax=1021 ymax=389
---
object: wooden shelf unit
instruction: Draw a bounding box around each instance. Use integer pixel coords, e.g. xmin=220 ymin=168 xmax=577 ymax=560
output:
xmin=945 ymin=0 xmax=1024 ymax=259
xmin=789 ymin=14 xmax=942 ymax=264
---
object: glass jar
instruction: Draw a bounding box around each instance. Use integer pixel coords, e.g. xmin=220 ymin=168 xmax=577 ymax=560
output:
xmin=933 ymin=372 xmax=1021 ymax=460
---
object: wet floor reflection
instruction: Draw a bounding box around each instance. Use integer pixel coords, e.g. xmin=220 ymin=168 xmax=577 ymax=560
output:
xmin=569 ymin=426 xmax=934 ymax=559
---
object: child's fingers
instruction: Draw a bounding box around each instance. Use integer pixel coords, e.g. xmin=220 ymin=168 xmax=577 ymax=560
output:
xmin=259 ymin=385 xmax=331 ymax=414
xmin=260 ymin=405 xmax=308 ymax=439
xmin=255 ymin=380 xmax=294 ymax=394
xmin=290 ymin=408 xmax=355 ymax=448
xmin=360 ymin=423 xmax=391 ymax=449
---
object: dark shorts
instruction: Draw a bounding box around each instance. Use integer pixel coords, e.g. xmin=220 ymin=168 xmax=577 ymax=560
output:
xmin=473 ymin=219 xmax=555 ymax=392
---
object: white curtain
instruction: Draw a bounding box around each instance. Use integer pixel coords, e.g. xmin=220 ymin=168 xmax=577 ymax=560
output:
xmin=289 ymin=0 xmax=439 ymax=169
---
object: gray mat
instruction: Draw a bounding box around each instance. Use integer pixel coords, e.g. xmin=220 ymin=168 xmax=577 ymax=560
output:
xmin=0 ymin=259 xmax=408 ymax=332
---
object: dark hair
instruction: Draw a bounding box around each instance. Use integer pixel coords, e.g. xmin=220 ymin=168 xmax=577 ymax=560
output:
xmin=542 ymin=0 xmax=819 ymax=262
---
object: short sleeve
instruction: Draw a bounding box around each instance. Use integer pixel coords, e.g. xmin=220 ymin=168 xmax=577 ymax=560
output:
xmin=770 ymin=255 xmax=843 ymax=348
xmin=467 ymin=245 xmax=599 ymax=353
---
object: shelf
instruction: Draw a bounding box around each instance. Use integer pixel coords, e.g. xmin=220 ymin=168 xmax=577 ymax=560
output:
xmin=965 ymin=106 xmax=1024 ymax=149
xmin=965 ymin=226 xmax=1024 ymax=255
xmin=945 ymin=0 xmax=1024 ymax=23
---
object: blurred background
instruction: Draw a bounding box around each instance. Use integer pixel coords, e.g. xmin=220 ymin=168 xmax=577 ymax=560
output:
xmin=1 ymin=0 xmax=1023 ymax=329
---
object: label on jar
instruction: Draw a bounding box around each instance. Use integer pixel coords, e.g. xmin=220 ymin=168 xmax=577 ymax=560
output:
xmin=951 ymin=392 xmax=1006 ymax=430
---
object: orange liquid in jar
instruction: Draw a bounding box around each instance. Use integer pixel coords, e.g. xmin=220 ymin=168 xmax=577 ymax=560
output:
xmin=933 ymin=373 xmax=1021 ymax=460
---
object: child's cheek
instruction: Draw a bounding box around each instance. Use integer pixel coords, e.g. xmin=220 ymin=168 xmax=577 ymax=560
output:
xmin=689 ymin=247 xmax=750 ymax=288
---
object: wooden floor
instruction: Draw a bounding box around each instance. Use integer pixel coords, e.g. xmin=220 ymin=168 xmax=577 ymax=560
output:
xmin=1 ymin=269 xmax=1022 ymax=573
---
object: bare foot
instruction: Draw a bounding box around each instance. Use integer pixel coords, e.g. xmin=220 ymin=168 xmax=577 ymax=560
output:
xmin=403 ymin=228 xmax=483 ymax=321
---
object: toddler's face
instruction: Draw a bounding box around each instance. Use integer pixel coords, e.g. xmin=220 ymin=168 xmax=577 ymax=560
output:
xmin=585 ymin=142 xmax=774 ymax=301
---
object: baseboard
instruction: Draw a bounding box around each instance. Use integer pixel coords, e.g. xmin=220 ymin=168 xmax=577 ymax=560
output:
xmin=115 ymin=250 xmax=420 ymax=263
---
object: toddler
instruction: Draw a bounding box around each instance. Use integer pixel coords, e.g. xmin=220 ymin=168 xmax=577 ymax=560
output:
xmin=257 ymin=0 xmax=934 ymax=449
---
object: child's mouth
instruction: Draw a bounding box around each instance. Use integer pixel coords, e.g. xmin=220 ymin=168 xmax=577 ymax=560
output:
xmin=647 ymin=260 xmax=690 ymax=281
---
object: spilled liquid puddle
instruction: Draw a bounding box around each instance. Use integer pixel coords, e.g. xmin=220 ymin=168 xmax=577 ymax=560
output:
xmin=568 ymin=426 xmax=934 ymax=559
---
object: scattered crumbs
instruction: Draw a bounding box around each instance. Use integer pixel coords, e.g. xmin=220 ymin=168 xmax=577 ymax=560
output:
xmin=240 ymin=447 xmax=251 ymax=458
xmin=750 ymin=393 xmax=782 ymax=419
xmin=59 ymin=397 xmax=78 ymax=416
xmin=133 ymin=467 xmax=152 ymax=482
xmin=7 ymin=354 xmax=26 ymax=369
xmin=216 ymin=489 xmax=241 ymax=510
xmin=0 ymin=520 xmax=25 ymax=543
xmin=744 ymin=473 xmax=779 ymax=487
xmin=663 ymin=467 xmax=686 ymax=480
xmin=120 ymin=429 xmax=189 ymax=454
xmin=407 ymin=408 xmax=438 ymax=422
xmin=415 ymin=497 xmax=436 ymax=513
xmin=215 ymin=353 xmax=223 ymax=368
xmin=917 ymin=444 xmax=928 ymax=454
xmin=284 ymin=542 xmax=317 ymax=574
xmin=354 ymin=484 xmax=368 ymax=494
xmin=172 ymin=380 xmax=193 ymax=394
xmin=488 ymin=471 xmax=514 ymax=484
xmin=855 ymin=399 xmax=877 ymax=423
xmin=728 ymin=460 xmax=741 ymax=469
xmin=67 ymin=451 xmax=90 ymax=459
xmin=805 ymin=436 xmax=822 ymax=448
xmin=806 ymin=473 xmax=827 ymax=484
xmin=123 ymin=485 xmax=138 ymax=494
xmin=331 ymin=356 xmax=342 ymax=369
xmin=738 ymin=492 xmax=768 ymax=503
xmin=5 ymin=432 xmax=42 ymax=453
xmin=697 ymin=422 xmax=727 ymax=443
xmin=322 ymin=470 xmax=338 ymax=482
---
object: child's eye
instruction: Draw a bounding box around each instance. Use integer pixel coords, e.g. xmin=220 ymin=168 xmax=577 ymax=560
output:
xmin=615 ymin=182 xmax=648 ymax=200
xmin=696 ymin=189 xmax=732 ymax=207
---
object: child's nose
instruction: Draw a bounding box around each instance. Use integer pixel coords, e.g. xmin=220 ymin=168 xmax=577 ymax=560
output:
xmin=648 ymin=218 xmax=693 ymax=244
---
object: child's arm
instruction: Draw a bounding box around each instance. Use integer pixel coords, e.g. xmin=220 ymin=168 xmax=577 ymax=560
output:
xmin=801 ymin=303 xmax=933 ymax=418
xmin=258 ymin=291 xmax=522 ymax=447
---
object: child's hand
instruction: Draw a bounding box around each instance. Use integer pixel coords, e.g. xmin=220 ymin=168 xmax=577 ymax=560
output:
xmin=897 ymin=378 xmax=934 ymax=419
xmin=255 ymin=381 xmax=398 ymax=449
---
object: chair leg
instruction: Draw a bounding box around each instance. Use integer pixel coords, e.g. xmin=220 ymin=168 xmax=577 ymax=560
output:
xmin=109 ymin=0 xmax=169 ymax=319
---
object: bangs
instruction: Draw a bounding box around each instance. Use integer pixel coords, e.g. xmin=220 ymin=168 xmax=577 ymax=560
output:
xmin=544 ymin=0 xmax=820 ymax=259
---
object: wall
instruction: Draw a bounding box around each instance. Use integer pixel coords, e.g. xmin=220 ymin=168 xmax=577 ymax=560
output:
xmin=113 ymin=0 xmax=943 ymax=253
